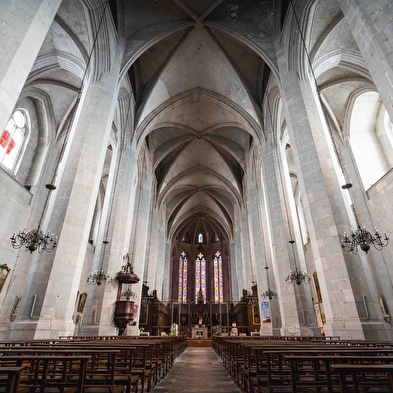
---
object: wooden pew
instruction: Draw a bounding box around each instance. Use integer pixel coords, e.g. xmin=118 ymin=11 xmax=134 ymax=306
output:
xmin=0 ymin=346 xmax=133 ymax=393
xmin=0 ymin=366 xmax=23 ymax=393
xmin=213 ymin=336 xmax=393 ymax=393
xmin=0 ymin=355 xmax=90 ymax=393
xmin=285 ymin=355 xmax=393 ymax=393
xmin=330 ymin=364 xmax=393 ymax=393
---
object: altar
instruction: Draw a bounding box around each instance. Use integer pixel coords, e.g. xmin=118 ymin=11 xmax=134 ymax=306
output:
xmin=191 ymin=327 xmax=208 ymax=339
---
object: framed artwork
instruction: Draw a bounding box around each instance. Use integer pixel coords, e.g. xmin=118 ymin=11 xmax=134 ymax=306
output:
xmin=0 ymin=264 xmax=10 ymax=293
xmin=140 ymin=303 xmax=148 ymax=325
xmin=314 ymin=303 xmax=323 ymax=328
xmin=130 ymin=304 xmax=138 ymax=326
xmin=77 ymin=292 xmax=87 ymax=313
xmin=252 ymin=304 xmax=261 ymax=325
xmin=312 ymin=271 xmax=323 ymax=303
xmin=261 ymin=301 xmax=271 ymax=323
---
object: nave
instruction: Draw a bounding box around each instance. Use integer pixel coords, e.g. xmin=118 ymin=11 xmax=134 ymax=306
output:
xmin=151 ymin=347 xmax=240 ymax=393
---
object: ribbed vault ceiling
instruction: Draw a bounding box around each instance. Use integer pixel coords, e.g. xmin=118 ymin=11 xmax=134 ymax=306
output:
xmin=124 ymin=0 xmax=275 ymax=241
xmin=30 ymin=0 xmax=355 ymax=245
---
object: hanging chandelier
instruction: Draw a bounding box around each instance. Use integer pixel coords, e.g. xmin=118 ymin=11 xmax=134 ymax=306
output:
xmin=87 ymin=241 xmax=112 ymax=286
xmin=10 ymin=222 xmax=57 ymax=254
xmin=285 ymin=240 xmax=311 ymax=286
xmin=86 ymin=268 xmax=112 ymax=286
xmin=10 ymin=180 xmax=58 ymax=253
xmin=341 ymin=227 xmax=389 ymax=254
xmin=340 ymin=191 xmax=389 ymax=254
xmin=285 ymin=266 xmax=311 ymax=286
xmin=262 ymin=267 xmax=277 ymax=300
xmin=9 ymin=1 xmax=110 ymax=254
xmin=122 ymin=287 xmax=136 ymax=300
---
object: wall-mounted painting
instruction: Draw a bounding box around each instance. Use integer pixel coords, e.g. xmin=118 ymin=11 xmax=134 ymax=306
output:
xmin=77 ymin=292 xmax=87 ymax=313
xmin=261 ymin=301 xmax=271 ymax=323
xmin=0 ymin=264 xmax=10 ymax=293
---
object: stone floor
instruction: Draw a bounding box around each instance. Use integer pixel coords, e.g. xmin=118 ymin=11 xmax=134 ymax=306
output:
xmin=151 ymin=347 xmax=241 ymax=393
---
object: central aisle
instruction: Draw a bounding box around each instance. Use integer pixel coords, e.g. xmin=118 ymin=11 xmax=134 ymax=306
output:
xmin=151 ymin=347 xmax=241 ymax=393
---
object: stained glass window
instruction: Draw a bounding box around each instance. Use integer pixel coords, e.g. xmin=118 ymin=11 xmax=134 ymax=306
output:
xmin=0 ymin=110 xmax=27 ymax=172
xmin=195 ymin=252 xmax=206 ymax=303
xmin=178 ymin=251 xmax=187 ymax=303
xmin=214 ymin=251 xmax=223 ymax=303
xmin=198 ymin=233 xmax=203 ymax=243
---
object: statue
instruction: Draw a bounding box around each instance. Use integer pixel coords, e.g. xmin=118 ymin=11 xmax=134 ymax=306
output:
xmin=170 ymin=323 xmax=178 ymax=336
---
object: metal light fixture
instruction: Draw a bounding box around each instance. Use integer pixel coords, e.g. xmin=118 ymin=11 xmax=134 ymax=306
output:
xmin=340 ymin=193 xmax=389 ymax=254
xmin=122 ymin=287 xmax=136 ymax=300
xmin=289 ymin=0 xmax=388 ymax=255
xmin=87 ymin=241 xmax=112 ymax=286
xmin=262 ymin=266 xmax=277 ymax=300
xmin=9 ymin=1 xmax=110 ymax=254
xmin=285 ymin=240 xmax=311 ymax=286
xmin=10 ymin=221 xmax=57 ymax=253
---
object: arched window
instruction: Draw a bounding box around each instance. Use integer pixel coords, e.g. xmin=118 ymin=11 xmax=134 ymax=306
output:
xmin=211 ymin=232 xmax=219 ymax=243
xmin=182 ymin=232 xmax=191 ymax=243
xmin=195 ymin=252 xmax=206 ymax=302
xmin=213 ymin=251 xmax=223 ymax=303
xmin=349 ymin=91 xmax=393 ymax=189
xmin=0 ymin=110 xmax=28 ymax=172
xmin=178 ymin=251 xmax=188 ymax=303
xmin=198 ymin=233 xmax=203 ymax=243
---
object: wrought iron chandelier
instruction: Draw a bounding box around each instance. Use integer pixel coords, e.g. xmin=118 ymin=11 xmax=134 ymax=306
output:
xmin=340 ymin=194 xmax=389 ymax=254
xmin=285 ymin=267 xmax=311 ymax=286
xmin=9 ymin=1 xmax=110 ymax=254
xmin=262 ymin=266 xmax=277 ymax=300
xmin=10 ymin=222 xmax=57 ymax=254
xmin=285 ymin=241 xmax=311 ymax=286
xmin=122 ymin=287 xmax=136 ymax=300
xmin=290 ymin=0 xmax=389 ymax=255
xmin=87 ymin=241 xmax=112 ymax=286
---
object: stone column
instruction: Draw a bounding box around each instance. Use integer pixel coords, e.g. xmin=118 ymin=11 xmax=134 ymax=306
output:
xmin=79 ymin=142 xmax=139 ymax=336
xmin=162 ymin=241 xmax=172 ymax=302
xmin=261 ymin=145 xmax=304 ymax=336
xmin=145 ymin=204 xmax=159 ymax=292
xmin=246 ymin=156 xmax=275 ymax=334
xmin=339 ymin=0 xmax=393 ymax=121
xmin=232 ymin=214 xmax=243 ymax=301
xmin=240 ymin=203 xmax=254 ymax=291
xmin=0 ymin=0 xmax=62 ymax=131
xmin=124 ymin=163 xmax=153 ymax=335
xmin=7 ymin=56 xmax=123 ymax=339
xmin=152 ymin=221 xmax=167 ymax=300
xmin=277 ymin=54 xmax=365 ymax=338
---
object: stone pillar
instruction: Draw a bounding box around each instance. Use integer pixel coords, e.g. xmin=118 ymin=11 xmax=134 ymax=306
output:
xmin=277 ymin=54 xmax=365 ymax=338
xmin=152 ymin=221 xmax=166 ymax=300
xmin=145 ymin=203 xmax=159 ymax=293
xmin=0 ymin=0 xmax=62 ymax=132
xmin=240 ymin=203 xmax=253 ymax=291
xmin=248 ymin=166 xmax=274 ymax=336
xmin=339 ymin=0 xmax=393 ymax=121
xmin=246 ymin=163 xmax=263 ymax=286
xmin=125 ymin=162 xmax=153 ymax=334
xmin=162 ymin=241 xmax=172 ymax=302
xmin=261 ymin=145 xmax=304 ymax=336
xmin=80 ymin=142 xmax=139 ymax=336
xmin=7 ymin=56 xmax=123 ymax=339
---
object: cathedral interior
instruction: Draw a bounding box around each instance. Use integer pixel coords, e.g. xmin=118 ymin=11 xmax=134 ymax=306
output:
xmin=1 ymin=0 xmax=393 ymax=342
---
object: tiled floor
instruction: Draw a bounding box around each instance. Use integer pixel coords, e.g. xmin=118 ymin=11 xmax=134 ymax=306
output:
xmin=151 ymin=347 xmax=241 ymax=392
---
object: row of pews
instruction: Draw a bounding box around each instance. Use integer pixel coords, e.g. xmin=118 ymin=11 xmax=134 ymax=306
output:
xmin=212 ymin=335 xmax=393 ymax=393
xmin=0 ymin=334 xmax=187 ymax=392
